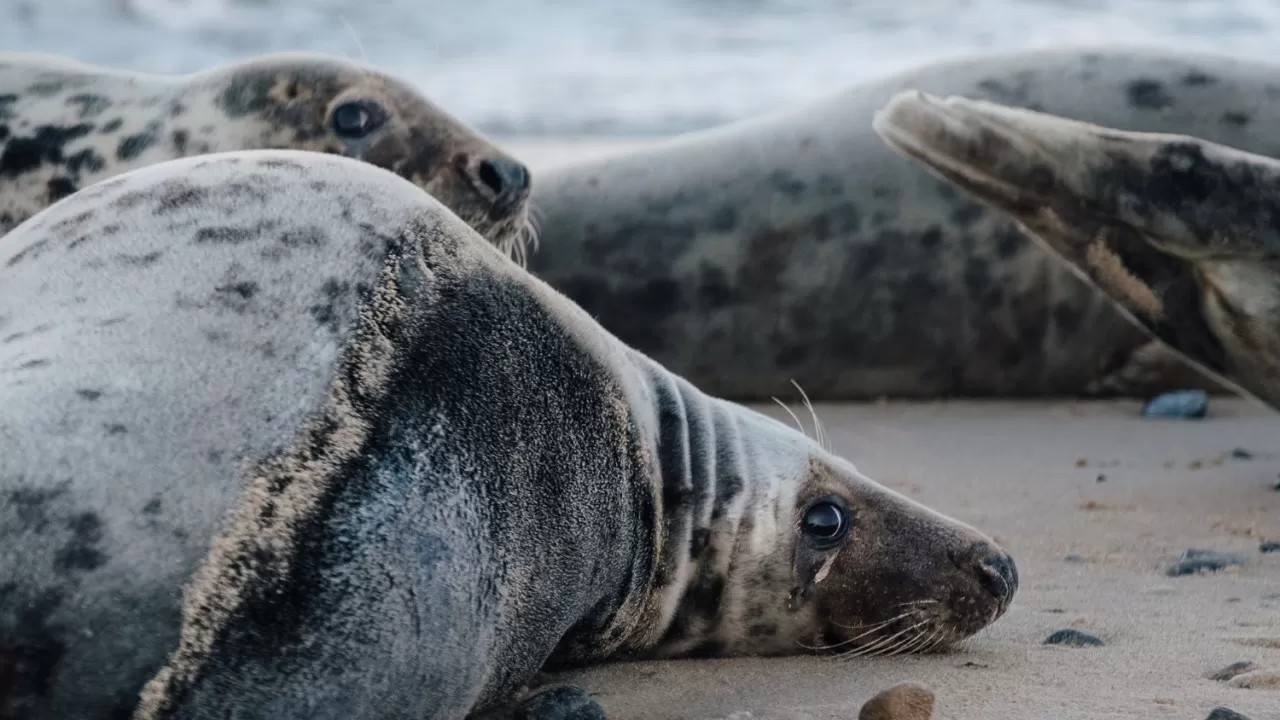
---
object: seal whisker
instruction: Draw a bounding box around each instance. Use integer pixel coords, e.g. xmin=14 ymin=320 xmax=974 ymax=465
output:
xmin=338 ymin=16 xmax=371 ymax=64
xmin=836 ymin=622 xmax=923 ymax=660
xmin=830 ymin=610 xmax=913 ymax=634
xmin=789 ymin=379 xmax=829 ymax=453
xmin=801 ymin=613 xmax=908 ymax=653
xmin=771 ymin=396 xmax=811 ymax=442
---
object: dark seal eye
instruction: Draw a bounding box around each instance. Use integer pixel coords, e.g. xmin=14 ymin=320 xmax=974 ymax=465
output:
xmin=801 ymin=501 xmax=848 ymax=545
xmin=331 ymin=101 xmax=380 ymax=138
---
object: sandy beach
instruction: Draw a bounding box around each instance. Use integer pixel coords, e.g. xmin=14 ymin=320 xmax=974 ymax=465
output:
xmin=542 ymin=398 xmax=1280 ymax=720
xmin=495 ymin=137 xmax=1280 ymax=720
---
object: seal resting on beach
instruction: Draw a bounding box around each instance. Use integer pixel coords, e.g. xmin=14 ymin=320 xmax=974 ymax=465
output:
xmin=0 ymin=51 xmax=532 ymax=257
xmin=0 ymin=150 xmax=1017 ymax=719
xmin=873 ymin=90 xmax=1280 ymax=411
xmin=525 ymin=46 xmax=1280 ymax=400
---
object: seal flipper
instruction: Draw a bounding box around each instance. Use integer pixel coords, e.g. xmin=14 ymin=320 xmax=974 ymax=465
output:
xmin=873 ymin=90 xmax=1280 ymax=410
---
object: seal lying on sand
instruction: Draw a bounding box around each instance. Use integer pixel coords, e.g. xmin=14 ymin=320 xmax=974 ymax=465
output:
xmin=0 ymin=51 xmax=532 ymax=256
xmin=526 ymin=46 xmax=1280 ymax=401
xmin=873 ymin=90 xmax=1280 ymax=411
xmin=0 ymin=150 xmax=1016 ymax=719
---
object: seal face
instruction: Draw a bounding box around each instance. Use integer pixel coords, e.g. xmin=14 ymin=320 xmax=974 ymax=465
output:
xmin=873 ymin=90 xmax=1280 ymax=410
xmin=0 ymin=150 xmax=1014 ymax=720
xmin=0 ymin=52 xmax=532 ymax=259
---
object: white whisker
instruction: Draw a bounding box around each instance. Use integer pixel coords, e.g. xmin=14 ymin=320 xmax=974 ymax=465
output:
xmin=771 ymin=397 xmax=810 ymax=442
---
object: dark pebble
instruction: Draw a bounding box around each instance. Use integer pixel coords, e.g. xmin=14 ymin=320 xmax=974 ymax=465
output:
xmin=1230 ymin=447 xmax=1254 ymax=460
xmin=1063 ymin=554 xmax=1086 ymax=563
xmin=1207 ymin=660 xmax=1255 ymax=681
xmin=1166 ymin=548 xmax=1247 ymax=577
xmin=1260 ymin=541 xmax=1280 ymax=554
xmin=1206 ymin=708 xmax=1252 ymax=720
xmin=1095 ymin=473 xmax=1107 ymax=483
xmin=1140 ymin=389 xmax=1207 ymax=419
xmin=1043 ymin=629 xmax=1104 ymax=647
xmin=1272 ymin=474 xmax=1280 ymax=491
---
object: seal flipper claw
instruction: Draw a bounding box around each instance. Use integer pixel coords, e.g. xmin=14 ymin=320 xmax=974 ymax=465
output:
xmin=509 ymin=684 xmax=607 ymax=720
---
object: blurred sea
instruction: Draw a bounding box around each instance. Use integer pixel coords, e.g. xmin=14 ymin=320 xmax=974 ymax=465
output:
xmin=2 ymin=0 xmax=1278 ymax=136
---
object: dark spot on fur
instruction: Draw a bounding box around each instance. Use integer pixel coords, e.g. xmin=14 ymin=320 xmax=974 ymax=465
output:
xmin=919 ymin=226 xmax=942 ymax=249
xmin=0 ymin=124 xmax=9 ymax=142
xmin=45 ymin=177 xmax=77 ymax=202
xmin=116 ymin=127 xmax=158 ymax=161
xmin=0 ymin=587 xmax=67 ymax=701
xmin=103 ymin=423 xmax=127 ymax=436
xmin=116 ymin=251 xmax=163 ymax=267
xmin=25 ymin=80 xmax=63 ymax=96
xmin=169 ymin=102 xmax=187 ymax=117
xmin=64 ymin=148 xmax=106 ymax=175
xmin=193 ymin=226 xmax=257 ymax=244
xmin=142 ymin=498 xmax=162 ymax=515
xmin=690 ymin=528 xmax=711 ymax=558
xmin=746 ymin=623 xmax=777 ymax=638
xmin=1221 ymin=111 xmax=1251 ymax=128
xmin=949 ymin=201 xmax=987 ymax=227
xmin=153 ymin=180 xmax=207 ymax=214
xmin=995 ymin=227 xmax=1024 ymax=259
xmin=65 ymin=93 xmax=111 ymax=118
xmin=259 ymin=158 xmax=306 ymax=170
xmin=99 ymin=117 xmax=123 ymax=133
xmin=0 ymin=123 xmax=94 ymax=177
xmin=14 ymin=359 xmax=51 ymax=370
xmin=0 ymin=94 xmax=17 ymax=121
xmin=171 ymin=129 xmax=189 ymax=155
xmin=1053 ymin=303 xmax=1082 ymax=335
xmin=6 ymin=239 xmax=50 ymax=267
xmin=1181 ymin=71 xmax=1217 ymax=87
xmin=769 ymin=170 xmax=806 ymax=200
xmin=1126 ymin=79 xmax=1174 ymax=110
xmin=53 ymin=512 xmax=106 ymax=573
xmin=278 ymin=226 xmax=327 ymax=248
xmin=710 ymin=205 xmax=738 ymax=233
xmin=309 ymin=278 xmax=349 ymax=332
xmin=216 ymin=281 xmax=259 ymax=300
xmin=75 ymin=388 xmax=102 ymax=401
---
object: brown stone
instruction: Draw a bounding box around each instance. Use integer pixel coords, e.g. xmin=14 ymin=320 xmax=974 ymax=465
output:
xmin=858 ymin=682 xmax=936 ymax=720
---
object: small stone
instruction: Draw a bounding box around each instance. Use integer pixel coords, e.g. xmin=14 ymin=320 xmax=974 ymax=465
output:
xmin=1231 ymin=447 xmax=1254 ymax=460
xmin=1075 ymin=457 xmax=1088 ymax=468
xmin=1227 ymin=668 xmax=1280 ymax=689
xmin=1273 ymin=475 xmax=1280 ymax=491
xmin=1095 ymin=473 xmax=1107 ymax=483
xmin=1205 ymin=709 xmax=1251 ymax=720
xmin=1260 ymin=541 xmax=1280 ymax=554
xmin=1165 ymin=548 xmax=1247 ymax=577
xmin=858 ymin=682 xmax=935 ymax=720
xmin=1207 ymin=660 xmax=1255 ymax=681
xmin=1140 ymin=389 xmax=1207 ymax=419
xmin=1043 ymin=629 xmax=1104 ymax=647
xmin=1063 ymin=554 xmax=1086 ymax=563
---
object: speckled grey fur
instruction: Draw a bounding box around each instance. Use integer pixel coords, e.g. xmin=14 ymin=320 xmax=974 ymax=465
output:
xmin=526 ymin=45 xmax=1280 ymax=401
xmin=874 ymin=91 xmax=1280 ymax=411
xmin=0 ymin=151 xmax=1014 ymax=720
xmin=0 ymin=51 xmax=532 ymax=258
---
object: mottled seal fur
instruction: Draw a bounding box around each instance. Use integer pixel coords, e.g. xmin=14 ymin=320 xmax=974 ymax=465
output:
xmin=526 ymin=45 xmax=1280 ymax=400
xmin=874 ymin=91 xmax=1280 ymax=411
xmin=0 ymin=150 xmax=1016 ymax=719
xmin=0 ymin=51 xmax=532 ymax=258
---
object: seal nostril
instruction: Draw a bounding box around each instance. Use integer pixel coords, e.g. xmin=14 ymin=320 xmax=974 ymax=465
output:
xmin=476 ymin=157 xmax=530 ymax=212
xmin=976 ymin=551 xmax=1019 ymax=603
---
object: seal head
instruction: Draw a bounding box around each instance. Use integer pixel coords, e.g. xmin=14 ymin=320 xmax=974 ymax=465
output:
xmin=874 ymin=90 xmax=1280 ymax=410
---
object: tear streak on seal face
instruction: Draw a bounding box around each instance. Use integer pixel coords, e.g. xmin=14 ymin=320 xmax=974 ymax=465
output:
xmin=0 ymin=150 xmax=1017 ymax=720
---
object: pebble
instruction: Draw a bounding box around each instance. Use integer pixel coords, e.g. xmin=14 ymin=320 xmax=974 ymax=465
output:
xmin=1231 ymin=447 xmax=1254 ymax=460
xmin=1095 ymin=473 xmax=1107 ymax=483
xmin=1165 ymin=548 xmax=1247 ymax=577
xmin=1206 ymin=660 xmax=1255 ymax=682
xmin=858 ymin=682 xmax=935 ymax=720
xmin=1260 ymin=541 xmax=1280 ymax=554
xmin=1140 ymin=390 xmax=1207 ymax=419
xmin=1042 ymin=629 xmax=1105 ymax=647
xmin=1273 ymin=475 xmax=1280 ymax=492
xmin=1227 ymin=668 xmax=1280 ymax=689
xmin=1206 ymin=708 xmax=1252 ymax=720
xmin=1063 ymin=554 xmax=1086 ymax=563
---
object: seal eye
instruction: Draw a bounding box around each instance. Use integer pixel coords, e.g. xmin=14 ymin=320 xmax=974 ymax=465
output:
xmin=801 ymin=501 xmax=848 ymax=545
xmin=331 ymin=101 xmax=379 ymax=138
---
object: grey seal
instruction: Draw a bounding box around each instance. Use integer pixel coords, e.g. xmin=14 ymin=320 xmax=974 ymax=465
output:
xmin=873 ymin=90 xmax=1280 ymax=411
xmin=0 ymin=150 xmax=1016 ymax=719
xmin=0 ymin=51 xmax=532 ymax=258
xmin=525 ymin=45 xmax=1280 ymax=400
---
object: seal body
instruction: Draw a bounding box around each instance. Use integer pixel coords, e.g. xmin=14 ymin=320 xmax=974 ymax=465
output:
xmin=0 ymin=51 xmax=532 ymax=255
xmin=873 ymin=91 xmax=1280 ymax=410
xmin=527 ymin=46 xmax=1280 ymax=400
xmin=0 ymin=151 xmax=1015 ymax=719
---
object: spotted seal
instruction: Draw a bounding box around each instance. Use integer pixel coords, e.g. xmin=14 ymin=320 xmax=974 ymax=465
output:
xmin=0 ymin=150 xmax=1016 ymax=719
xmin=0 ymin=51 xmax=532 ymax=258
xmin=873 ymin=90 xmax=1280 ymax=411
xmin=525 ymin=45 xmax=1280 ymax=401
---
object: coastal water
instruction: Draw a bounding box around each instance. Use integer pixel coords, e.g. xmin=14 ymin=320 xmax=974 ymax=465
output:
xmin=2 ymin=0 xmax=1278 ymax=136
